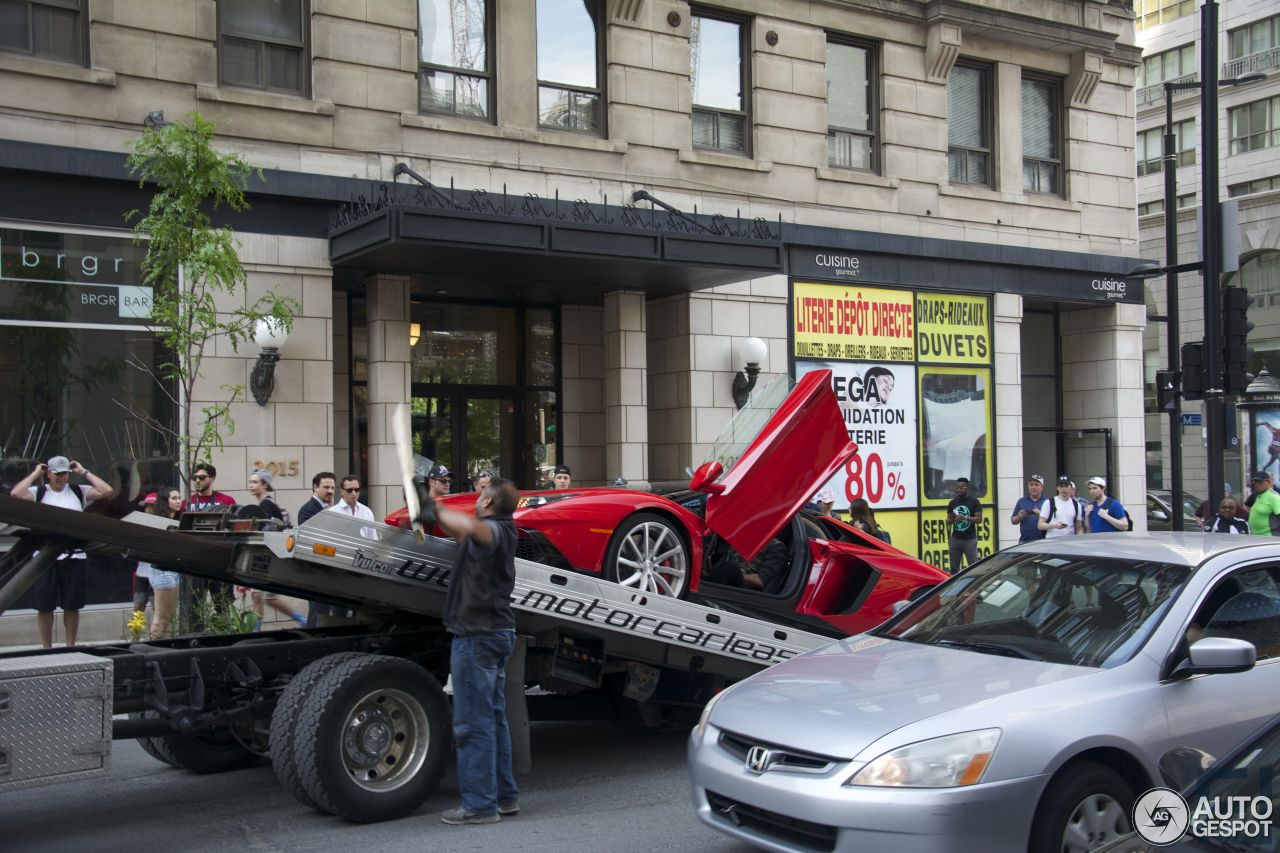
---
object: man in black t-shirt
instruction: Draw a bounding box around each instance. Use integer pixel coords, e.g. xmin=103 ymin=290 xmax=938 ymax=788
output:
xmin=945 ymin=477 xmax=982 ymax=575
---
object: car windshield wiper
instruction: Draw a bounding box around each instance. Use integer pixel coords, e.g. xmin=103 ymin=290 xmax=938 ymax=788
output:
xmin=932 ymin=639 xmax=1045 ymax=661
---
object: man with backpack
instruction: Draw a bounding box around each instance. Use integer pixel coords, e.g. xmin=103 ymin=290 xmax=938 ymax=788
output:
xmin=1083 ymin=476 xmax=1129 ymax=533
xmin=1038 ymin=476 xmax=1083 ymax=538
xmin=9 ymin=455 xmax=114 ymax=647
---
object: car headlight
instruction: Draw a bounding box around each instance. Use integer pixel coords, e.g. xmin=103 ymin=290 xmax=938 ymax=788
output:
xmin=693 ymin=689 xmax=729 ymax=741
xmin=846 ymin=729 xmax=1000 ymax=788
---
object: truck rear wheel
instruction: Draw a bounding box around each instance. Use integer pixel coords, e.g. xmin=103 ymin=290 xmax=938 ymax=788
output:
xmin=130 ymin=711 xmax=180 ymax=768
xmin=292 ymin=654 xmax=451 ymax=822
xmin=270 ymin=652 xmax=368 ymax=809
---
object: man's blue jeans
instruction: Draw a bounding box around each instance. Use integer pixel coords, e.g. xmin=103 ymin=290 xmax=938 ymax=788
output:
xmin=450 ymin=630 xmax=518 ymax=814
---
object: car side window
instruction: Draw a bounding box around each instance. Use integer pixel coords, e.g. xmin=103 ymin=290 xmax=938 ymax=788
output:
xmin=1190 ymin=568 xmax=1280 ymax=661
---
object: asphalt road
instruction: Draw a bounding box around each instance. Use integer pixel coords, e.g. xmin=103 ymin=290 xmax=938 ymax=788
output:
xmin=3 ymin=721 xmax=751 ymax=853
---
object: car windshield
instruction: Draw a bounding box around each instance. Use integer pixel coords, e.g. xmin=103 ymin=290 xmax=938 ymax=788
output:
xmin=876 ymin=552 xmax=1191 ymax=668
xmin=705 ymin=374 xmax=792 ymax=474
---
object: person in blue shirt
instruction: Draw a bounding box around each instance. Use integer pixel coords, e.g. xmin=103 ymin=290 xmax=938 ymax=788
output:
xmin=1010 ymin=475 xmax=1047 ymax=544
xmin=1084 ymin=476 xmax=1129 ymax=533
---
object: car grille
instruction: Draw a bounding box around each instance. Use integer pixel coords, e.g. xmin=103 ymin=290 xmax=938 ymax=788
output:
xmin=515 ymin=537 xmax=547 ymax=563
xmin=719 ymin=730 xmax=837 ymax=773
xmin=706 ymin=790 xmax=837 ymax=852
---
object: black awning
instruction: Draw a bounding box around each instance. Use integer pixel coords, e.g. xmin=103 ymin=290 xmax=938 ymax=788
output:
xmin=328 ymin=183 xmax=783 ymax=303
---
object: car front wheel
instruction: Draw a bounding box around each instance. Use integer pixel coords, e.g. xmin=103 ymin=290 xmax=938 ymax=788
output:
xmin=604 ymin=513 xmax=689 ymax=598
xmin=1029 ymin=761 xmax=1134 ymax=853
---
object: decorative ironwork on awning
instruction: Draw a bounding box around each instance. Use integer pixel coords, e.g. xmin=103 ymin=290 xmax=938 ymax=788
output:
xmin=328 ymin=164 xmax=784 ymax=301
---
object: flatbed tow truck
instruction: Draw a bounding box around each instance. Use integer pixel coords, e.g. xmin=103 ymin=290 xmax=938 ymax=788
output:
xmin=0 ymin=494 xmax=831 ymax=822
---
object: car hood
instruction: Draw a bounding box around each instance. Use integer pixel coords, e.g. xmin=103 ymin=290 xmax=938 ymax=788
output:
xmin=710 ymin=635 xmax=1094 ymax=759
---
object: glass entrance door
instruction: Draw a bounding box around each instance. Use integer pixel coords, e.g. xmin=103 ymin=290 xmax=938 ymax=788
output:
xmin=412 ymin=390 xmax=518 ymax=491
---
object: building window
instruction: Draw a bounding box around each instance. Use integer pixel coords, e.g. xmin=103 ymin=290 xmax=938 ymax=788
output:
xmin=1137 ymin=120 xmax=1196 ymax=176
xmin=1230 ymin=96 xmax=1280 ymax=155
xmin=1229 ymin=15 xmax=1280 ymax=60
xmin=1137 ymin=43 xmax=1196 ymax=89
xmin=825 ymin=38 xmax=876 ymax=171
xmin=418 ymin=0 xmax=491 ymax=120
xmin=218 ymin=0 xmax=308 ymax=96
xmin=691 ymin=10 xmax=749 ymax=155
xmin=1021 ymin=74 xmax=1061 ymax=195
xmin=0 ymin=0 xmax=86 ymax=65
xmin=536 ymin=0 xmax=603 ymax=134
xmin=1230 ymin=176 xmax=1280 ymax=197
xmin=1137 ymin=192 xmax=1197 ymax=216
xmin=1135 ymin=0 xmax=1196 ymax=32
xmin=947 ymin=62 xmax=991 ymax=186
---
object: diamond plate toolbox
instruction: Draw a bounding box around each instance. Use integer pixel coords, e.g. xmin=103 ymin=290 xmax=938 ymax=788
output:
xmin=0 ymin=653 xmax=113 ymax=793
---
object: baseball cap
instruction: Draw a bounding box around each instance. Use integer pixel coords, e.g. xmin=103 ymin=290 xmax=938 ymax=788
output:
xmin=252 ymin=468 xmax=273 ymax=487
xmin=1028 ymin=474 xmax=1045 ymax=485
xmin=1056 ymin=475 xmax=1072 ymax=486
xmin=611 ymin=476 xmax=628 ymax=486
xmin=815 ymin=488 xmax=836 ymax=504
xmin=142 ymin=492 xmax=158 ymax=505
xmin=554 ymin=464 xmax=571 ymax=476
xmin=1087 ymin=476 xmax=1107 ymax=488
xmin=1252 ymin=471 xmax=1272 ymax=482
xmin=46 ymin=455 xmax=71 ymax=473
xmin=427 ymin=464 xmax=451 ymax=480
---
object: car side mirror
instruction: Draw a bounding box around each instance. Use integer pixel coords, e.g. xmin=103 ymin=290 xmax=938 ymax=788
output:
xmin=1150 ymin=510 xmax=1169 ymax=522
xmin=689 ymin=461 xmax=725 ymax=494
xmin=1158 ymin=746 xmax=1215 ymax=791
xmin=1172 ymin=637 xmax=1257 ymax=678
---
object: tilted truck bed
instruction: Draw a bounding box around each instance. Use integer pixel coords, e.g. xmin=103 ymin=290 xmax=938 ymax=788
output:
xmin=0 ymin=496 xmax=830 ymax=682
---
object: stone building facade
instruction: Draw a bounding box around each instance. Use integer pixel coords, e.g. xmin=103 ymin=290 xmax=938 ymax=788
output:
xmin=0 ymin=0 xmax=1145 ymax=616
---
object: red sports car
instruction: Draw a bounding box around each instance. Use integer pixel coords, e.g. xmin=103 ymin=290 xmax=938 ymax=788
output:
xmin=386 ymin=371 xmax=947 ymax=637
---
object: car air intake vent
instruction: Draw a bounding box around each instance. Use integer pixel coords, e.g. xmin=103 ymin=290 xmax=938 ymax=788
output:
xmin=706 ymin=790 xmax=837 ymax=852
xmin=718 ymin=731 xmax=836 ymax=773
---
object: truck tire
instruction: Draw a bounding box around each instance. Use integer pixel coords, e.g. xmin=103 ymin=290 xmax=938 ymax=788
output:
xmin=159 ymin=727 xmax=261 ymax=774
xmin=293 ymin=654 xmax=451 ymax=822
xmin=130 ymin=711 xmax=181 ymax=768
xmin=270 ymin=652 xmax=368 ymax=809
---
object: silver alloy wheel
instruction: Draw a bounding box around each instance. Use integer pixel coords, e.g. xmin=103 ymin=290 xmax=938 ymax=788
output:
xmin=615 ymin=520 xmax=688 ymax=597
xmin=340 ymin=688 xmax=430 ymax=792
xmin=1061 ymin=792 xmax=1131 ymax=853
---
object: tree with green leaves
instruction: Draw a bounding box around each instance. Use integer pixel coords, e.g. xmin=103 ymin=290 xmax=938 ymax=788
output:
xmin=124 ymin=113 xmax=298 ymax=487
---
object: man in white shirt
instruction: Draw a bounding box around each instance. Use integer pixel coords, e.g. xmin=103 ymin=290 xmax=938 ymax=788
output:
xmin=1037 ymin=475 xmax=1083 ymax=539
xmin=9 ymin=454 xmax=114 ymax=647
xmin=328 ymin=475 xmax=375 ymax=521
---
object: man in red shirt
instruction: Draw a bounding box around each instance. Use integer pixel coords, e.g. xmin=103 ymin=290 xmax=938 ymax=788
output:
xmin=182 ymin=463 xmax=236 ymax=511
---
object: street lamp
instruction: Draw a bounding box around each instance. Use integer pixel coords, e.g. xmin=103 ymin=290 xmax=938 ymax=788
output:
xmin=1152 ymin=0 xmax=1267 ymax=527
xmin=732 ymin=337 xmax=769 ymax=409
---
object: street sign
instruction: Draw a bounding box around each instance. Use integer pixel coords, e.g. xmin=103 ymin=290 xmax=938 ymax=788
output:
xmin=1181 ymin=413 xmax=1202 ymax=427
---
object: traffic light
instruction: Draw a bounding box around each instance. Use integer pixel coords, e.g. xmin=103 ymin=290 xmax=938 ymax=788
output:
xmin=1181 ymin=342 xmax=1206 ymax=400
xmin=1222 ymin=286 xmax=1256 ymax=397
xmin=1155 ymin=369 xmax=1177 ymax=411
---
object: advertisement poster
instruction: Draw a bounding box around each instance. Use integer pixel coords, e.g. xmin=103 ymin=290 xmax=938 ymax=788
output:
xmin=793 ymin=282 xmax=915 ymax=363
xmin=919 ymin=508 xmax=994 ymax=572
xmin=915 ymin=292 xmax=990 ymax=365
xmin=875 ymin=510 xmax=920 ymax=556
xmin=1254 ymin=411 xmax=1280 ymax=478
xmin=798 ymin=361 xmax=917 ymax=510
xmin=919 ymin=367 xmax=993 ymax=503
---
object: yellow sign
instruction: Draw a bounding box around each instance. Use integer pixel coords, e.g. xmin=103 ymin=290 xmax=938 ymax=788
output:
xmin=792 ymin=282 xmax=915 ymax=362
xmin=919 ymin=508 xmax=994 ymax=573
xmin=915 ymin=292 xmax=990 ymax=364
xmin=918 ymin=366 xmax=993 ymax=505
xmin=875 ymin=510 xmax=919 ymax=557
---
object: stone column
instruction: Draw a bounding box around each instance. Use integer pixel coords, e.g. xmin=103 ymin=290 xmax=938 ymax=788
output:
xmin=604 ymin=291 xmax=648 ymax=486
xmin=364 ymin=274 xmax=411 ymax=518
xmin=993 ymin=293 xmax=1025 ymax=550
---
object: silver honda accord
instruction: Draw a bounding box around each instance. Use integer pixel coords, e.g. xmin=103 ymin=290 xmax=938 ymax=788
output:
xmin=687 ymin=534 xmax=1280 ymax=853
